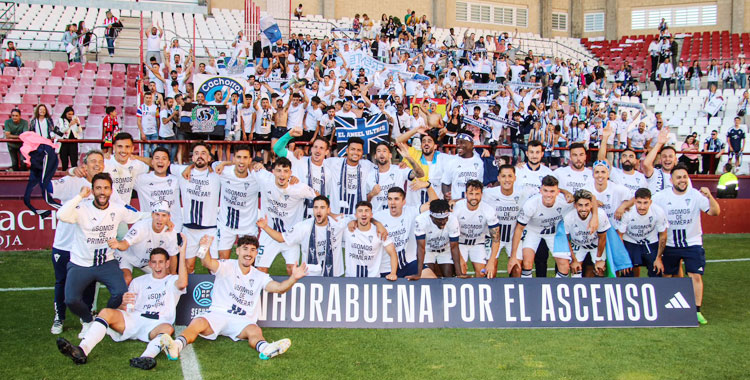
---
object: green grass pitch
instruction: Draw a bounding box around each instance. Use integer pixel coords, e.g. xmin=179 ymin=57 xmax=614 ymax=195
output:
xmin=1 ymin=234 xmax=749 ymax=379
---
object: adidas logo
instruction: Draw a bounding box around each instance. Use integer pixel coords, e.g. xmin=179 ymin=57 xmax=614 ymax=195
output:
xmin=664 ymin=292 xmax=690 ymax=309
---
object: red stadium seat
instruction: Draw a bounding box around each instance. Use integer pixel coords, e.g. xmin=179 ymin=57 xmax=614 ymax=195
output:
xmin=21 ymin=94 xmax=38 ymax=104
xmin=90 ymin=105 xmax=106 ymax=115
xmin=110 ymin=87 xmax=125 ymax=97
xmin=93 ymin=87 xmax=108 ymax=97
xmin=92 ymin=96 xmax=107 ymax=105
xmin=3 ymin=67 xmax=18 ymax=76
xmin=26 ymin=85 xmax=43 ymax=95
xmin=39 ymin=94 xmax=56 ymax=104
xmin=57 ymin=95 xmax=74 ymax=105
xmin=60 ymin=86 xmax=76 ymax=96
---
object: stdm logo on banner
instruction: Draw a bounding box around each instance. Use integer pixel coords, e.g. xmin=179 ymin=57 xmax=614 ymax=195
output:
xmin=175 ymin=276 xmax=698 ymax=328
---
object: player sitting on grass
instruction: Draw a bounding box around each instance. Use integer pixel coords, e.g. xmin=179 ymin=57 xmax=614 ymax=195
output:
xmin=56 ymin=235 xmax=189 ymax=370
xmin=161 ymin=234 xmax=307 ymax=360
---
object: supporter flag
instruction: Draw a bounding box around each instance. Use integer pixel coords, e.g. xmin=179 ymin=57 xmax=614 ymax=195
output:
xmin=604 ymin=226 xmax=633 ymax=277
xmin=409 ymin=98 xmax=447 ymax=117
xmin=259 ymin=12 xmax=282 ymax=48
xmin=335 ymin=114 xmax=389 ymax=156
xmin=179 ymin=103 xmax=227 ymax=137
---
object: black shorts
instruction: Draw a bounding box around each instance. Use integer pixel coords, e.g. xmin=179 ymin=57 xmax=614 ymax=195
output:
xmin=663 ymin=245 xmax=705 ymax=275
xmin=301 ymin=130 xmax=315 ymax=143
xmin=623 ymin=241 xmax=661 ymax=277
xmin=271 ymin=127 xmax=287 ymax=139
xmin=254 ymin=133 xmax=271 ymax=142
xmin=380 ymin=260 xmax=419 ymax=278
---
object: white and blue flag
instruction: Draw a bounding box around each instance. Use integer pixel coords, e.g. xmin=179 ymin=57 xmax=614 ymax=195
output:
xmin=259 ymin=12 xmax=282 ymax=48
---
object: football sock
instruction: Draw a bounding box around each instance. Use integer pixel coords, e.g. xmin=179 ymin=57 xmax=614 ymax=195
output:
xmin=255 ymin=340 xmax=268 ymax=353
xmin=80 ymin=317 xmax=108 ymax=356
xmin=141 ymin=334 xmax=163 ymax=358
xmin=572 ymin=272 xmax=582 ymax=278
xmin=175 ymin=335 xmax=187 ymax=352
xmin=696 ymin=306 xmax=701 ymax=312
xmin=521 ymin=269 xmax=532 ymax=278
xmin=555 ymin=270 xmax=568 ymax=278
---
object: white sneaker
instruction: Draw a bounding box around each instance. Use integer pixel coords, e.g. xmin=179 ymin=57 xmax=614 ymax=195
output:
xmin=51 ymin=320 xmax=63 ymax=335
xmin=77 ymin=321 xmax=91 ymax=339
xmin=160 ymin=334 xmax=179 ymax=360
xmin=259 ymin=338 xmax=291 ymax=360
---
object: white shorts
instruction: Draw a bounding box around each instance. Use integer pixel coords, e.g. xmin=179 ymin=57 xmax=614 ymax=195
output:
xmin=572 ymin=248 xmax=603 ymax=263
xmin=424 ymin=249 xmax=453 ymax=265
xmin=500 ymin=241 xmax=523 ymax=260
xmin=183 ymin=227 xmax=218 ymax=259
xmin=255 ymin=231 xmax=300 ymax=268
xmin=107 ymin=310 xmax=164 ymax=343
xmin=115 ymin=252 xmax=152 ymax=273
xmin=459 ymin=244 xmax=487 ymax=264
xmin=200 ymin=310 xmax=255 ymax=341
xmin=522 ymin=232 xmax=556 ymax=256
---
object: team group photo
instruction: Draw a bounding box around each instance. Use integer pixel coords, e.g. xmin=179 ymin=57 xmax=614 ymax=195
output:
xmin=0 ymin=0 xmax=748 ymax=378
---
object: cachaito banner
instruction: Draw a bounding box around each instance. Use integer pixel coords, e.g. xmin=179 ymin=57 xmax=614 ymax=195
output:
xmin=0 ymin=200 xmax=57 ymax=251
xmin=175 ymin=276 xmax=698 ymax=328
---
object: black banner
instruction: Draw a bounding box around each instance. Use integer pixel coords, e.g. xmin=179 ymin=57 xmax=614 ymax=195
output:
xmin=178 ymin=103 xmax=226 ymax=137
xmin=176 ymin=276 xmax=698 ymax=328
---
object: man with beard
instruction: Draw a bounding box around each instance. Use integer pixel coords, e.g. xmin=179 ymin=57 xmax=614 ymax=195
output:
xmin=515 ymin=140 xmax=554 ymax=276
xmin=552 ymin=142 xmax=593 ymax=194
xmin=452 ymin=180 xmax=501 ymax=277
xmin=652 ymin=164 xmax=720 ymax=325
xmin=618 ymin=188 xmax=668 ymax=278
xmin=274 ymin=127 xmax=331 ymax=218
xmin=49 ymin=150 xmax=106 ymax=334
xmin=162 ymin=235 xmax=306 ymax=361
xmin=598 ymin=127 xmax=648 ymax=196
xmin=441 ymin=131 xmax=484 ymax=200
xmin=56 ymin=173 xmax=145 ymax=341
xmin=257 ymin=196 xmax=346 ymax=277
xmin=484 ymin=165 xmax=526 ymax=278
xmin=133 ymin=147 xmax=182 ymax=231
xmin=111 ymin=202 xmax=178 ymax=285
xmin=173 ymin=143 xmax=221 ymax=273
xmin=366 ymin=141 xmax=424 ymax=211
xmin=409 ymin=199 xmax=461 ymax=279
xmin=509 ymin=176 xmax=595 ymax=278
xmin=643 ymin=128 xmax=676 ymax=192
xmin=397 ymin=128 xmax=446 ymax=206
xmin=585 ymin=160 xmax=630 ymax=229
xmin=562 ymin=190 xmax=609 ymax=277
xmin=325 ymin=137 xmax=375 ymax=215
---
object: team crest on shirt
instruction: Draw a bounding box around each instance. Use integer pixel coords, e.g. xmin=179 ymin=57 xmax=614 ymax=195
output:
xmin=514 ymin=195 xmax=520 ymax=203
xmin=244 ymin=183 xmax=250 ymax=191
xmin=110 ymin=212 xmax=116 ymax=221
xmin=556 ymin=207 xmax=562 ymax=214
xmin=474 ymin=163 xmax=479 ymax=169
xmin=368 ymin=236 xmax=373 ymax=242
xmin=283 ymin=194 xmax=290 ymax=201
xmin=167 ymin=179 xmax=173 ymax=187
xmin=584 ymin=174 xmax=589 ymax=180
xmin=606 ymin=194 xmax=611 ymax=201
xmin=685 ymin=198 xmax=691 ymax=206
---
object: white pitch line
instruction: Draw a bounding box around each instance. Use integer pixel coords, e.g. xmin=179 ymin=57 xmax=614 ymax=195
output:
xmin=0 ymin=258 xmax=748 ymax=291
xmin=175 ymin=326 xmax=203 ymax=380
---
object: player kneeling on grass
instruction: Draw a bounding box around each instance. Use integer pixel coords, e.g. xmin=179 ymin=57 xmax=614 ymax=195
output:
xmin=617 ymin=188 xmax=668 ymax=278
xmin=162 ymin=234 xmax=307 ymax=360
xmin=56 ymin=236 xmax=189 ymax=370
xmin=561 ymin=190 xmax=609 ymax=277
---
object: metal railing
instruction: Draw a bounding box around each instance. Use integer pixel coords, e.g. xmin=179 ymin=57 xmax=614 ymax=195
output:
xmin=90 ymin=25 xmax=196 ymax=61
xmin=0 ymin=2 xmax=15 ymax=38
xmin=0 ymin=28 xmax=98 ymax=55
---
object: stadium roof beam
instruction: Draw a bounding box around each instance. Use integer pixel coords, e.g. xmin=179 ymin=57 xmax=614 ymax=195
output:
xmin=5 ymin=0 xmax=208 ymax=14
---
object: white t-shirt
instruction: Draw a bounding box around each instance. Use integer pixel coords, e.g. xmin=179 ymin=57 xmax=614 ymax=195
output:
xmin=366 ymin=165 xmax=413 ymax=211
xmin=585 ymin=182 xmax=631 ymax=228
xmin=618 ymin=204 xmax=669 ymax=245
xmin=51 ymin=176 xmax=94 ymax=251
xmin=515 ymin=164 xmax=553 ymax=194
xmin=287 ymin=103 xmax=306 ymax=129
xmin=172 ymin=164 xmax=221 ymax=229
xmin=325 ymin=157 xmax=375 ymax=215
xmin=343 ymin=225 xmax=394 ymax=278
xmin=283 ymin=217 xmax=347 ymax=276
xmin=440 ymin=153 xmax=484 ymax=200
xmin=374 ymin=207 xmax=419 ymax=273
xmin=517 ymin=193 xmax=572 ymax=236
xmin=414 ymin=211 xmax=460 ymax=253
xmin=452 ymin=199 xmax=500 ymax=246
xmin=482 ymin=187 xmax=526 ymax=244
xmin=217 ymin=166 xmax=261 ymax=232
xmin=610 ymin=168 xmax=648 ymax=197
xmin=647 ymin=168 xmax=672 ymax=193
xmin=57 ymin=196 xmax=143 ymax=267
xmin=209 ymin=260 xmax=272 ymax=323
xmin=121 ymin=218 xmax=179 ymax=268
xmin=552 ymin=166 xmax=593 ymax=194
xmin=304 ymin=106 xmax=323 ymax=132
xmin=240 ymin=104 xmax=255 ymax=133
xmin=254 ymin=105 xmax=275 ymax=135
xmin=129 ymin=274 xmax=186 ymax=324
xmin=104 ymin=157 xmax=150 ymax=205
xmin=652 ymin=188 xmax=710 ymax=247
xmin=256 ymin=170 xmax=315 ymax=233
xmin=146 ymin=34 xmax=161 ymax=52
xmin=137 ymin=103 xmax=159 ymax=135
xmin=405 ymin=151 xmax=446 ymax=207
xmin=563 ymin=208 xmax=610 ymax=250
xmin=134 ymin=172 xmax=183 ymax=231
xmin=158 ymin=109 xmax=175 ymax=138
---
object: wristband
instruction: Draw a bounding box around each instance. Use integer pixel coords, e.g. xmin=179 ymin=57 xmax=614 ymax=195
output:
xmin=197 ymin=246 xmax=208 ymax=259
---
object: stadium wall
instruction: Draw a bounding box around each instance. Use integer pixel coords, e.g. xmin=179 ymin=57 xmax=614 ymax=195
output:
xmin=277 ymin=0 xmax=750 ymax=39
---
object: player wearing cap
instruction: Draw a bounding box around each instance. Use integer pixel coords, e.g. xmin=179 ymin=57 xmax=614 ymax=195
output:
xmin=652 ymin=164 xmax=720 ymax=324
xmin=162 ymin=235 xmax=307 ymax=361
xmin=257 ymin=196 xmax=347 ymax=277
xmin=56 ymin=238 xmax=188 ymax=370
xmin=111 ymin=201 xmax=178 ymax=285
xmin=409 ymin=199 xmax=462 ymax=279
xmin=452 ymin=180 xmax=501 ymax=277
xmin=562 ymin=190 xmax=609 ymax=277
xmin=441 ymin=131 xmax=484 ymax=200
xmin=617 ymin=188 xmax=668 ymax=278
